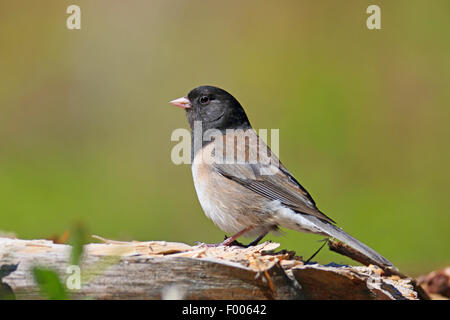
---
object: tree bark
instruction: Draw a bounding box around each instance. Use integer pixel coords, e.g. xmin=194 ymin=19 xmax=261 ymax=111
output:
xmin=0 ymin=236 xmax=426 ymax=300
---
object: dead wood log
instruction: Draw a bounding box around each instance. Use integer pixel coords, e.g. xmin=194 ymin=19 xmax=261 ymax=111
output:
xmin=0 ymin=236 xmax=424 ymax=300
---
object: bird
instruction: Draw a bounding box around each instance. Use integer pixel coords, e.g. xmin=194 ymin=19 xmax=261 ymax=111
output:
xmin=170 ymin=85 xmax=395 ymax=268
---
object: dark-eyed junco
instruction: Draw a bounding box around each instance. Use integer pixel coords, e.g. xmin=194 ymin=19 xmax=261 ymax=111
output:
xmin=170 ymin=85 xmax=395 ymax=268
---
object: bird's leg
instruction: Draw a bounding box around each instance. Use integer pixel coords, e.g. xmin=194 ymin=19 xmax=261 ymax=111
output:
xmin=220 ymin=226 xmax=255 ymax=246
xmin=195 ymin=226 xmax=255 ymax=248
xmin=246 ymin=232 xmax=268 ymax=247
xmin=223 ymin=232 xmax=268 ymax=248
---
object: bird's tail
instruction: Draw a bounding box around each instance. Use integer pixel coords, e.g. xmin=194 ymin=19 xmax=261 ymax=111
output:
xmin=300 ymin=215 xmax=396 ymax=269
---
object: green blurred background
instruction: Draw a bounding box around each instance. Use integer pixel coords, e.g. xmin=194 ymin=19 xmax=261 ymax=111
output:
xmin=0 ymin=1 xmax=448 ymax=276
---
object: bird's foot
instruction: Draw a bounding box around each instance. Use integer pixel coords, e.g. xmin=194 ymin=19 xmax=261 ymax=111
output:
xmin=194 ymin=236 xmax=246 ymax=248
xmin=224 ymin=237 xmax=248 ymax=248
xmin=194 ymin=227 xmax=259 ymax=248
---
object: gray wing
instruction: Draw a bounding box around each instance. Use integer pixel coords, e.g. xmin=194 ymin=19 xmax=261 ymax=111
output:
xmin=214 ymin=161 xmax=335 ymax=224
xmin=210 ymin=129 xmax=335 ymax=224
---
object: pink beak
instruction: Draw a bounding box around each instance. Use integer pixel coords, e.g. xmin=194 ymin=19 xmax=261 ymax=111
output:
xmin=169 ymin=96 xmax=192 ymax=109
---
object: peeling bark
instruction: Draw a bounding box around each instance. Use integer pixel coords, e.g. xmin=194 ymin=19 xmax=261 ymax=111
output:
xmin=0 ymin=237 xmax=425 ymax=300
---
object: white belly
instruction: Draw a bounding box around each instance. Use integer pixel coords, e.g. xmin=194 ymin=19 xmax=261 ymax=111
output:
xmin=191 ymin=162 xmax=248 ymax=235
xmin=190 ymin=141 xmax=284 ymax=238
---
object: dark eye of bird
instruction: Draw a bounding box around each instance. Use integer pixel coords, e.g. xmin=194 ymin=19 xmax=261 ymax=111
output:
xmin=199 ymin=95 xmax=210 ymax=105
